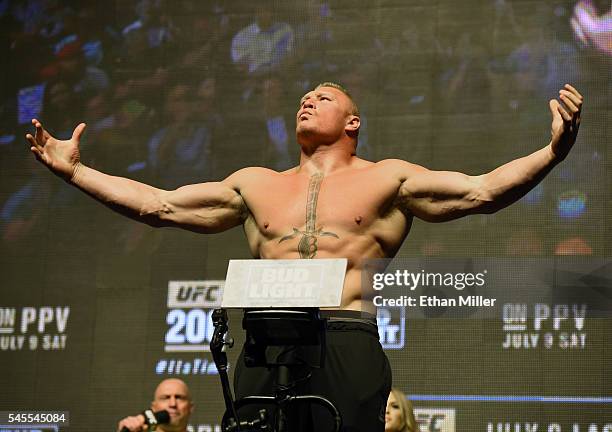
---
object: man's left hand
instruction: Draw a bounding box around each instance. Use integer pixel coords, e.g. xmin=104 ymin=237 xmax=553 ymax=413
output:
xmin=549 ymin=84 xmax=583 ymax=161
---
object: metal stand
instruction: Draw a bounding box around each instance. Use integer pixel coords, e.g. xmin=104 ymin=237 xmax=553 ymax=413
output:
xmin=210 ymin=308 xmax=342 ymax=432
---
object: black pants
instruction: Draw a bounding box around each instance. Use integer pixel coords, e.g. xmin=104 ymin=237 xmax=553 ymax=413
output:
xmin=233 ymin=311 xmax=392 ymax=432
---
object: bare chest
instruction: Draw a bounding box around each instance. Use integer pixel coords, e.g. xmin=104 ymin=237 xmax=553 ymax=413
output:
xmin=241 ymin=172 xmax=401 ymax=240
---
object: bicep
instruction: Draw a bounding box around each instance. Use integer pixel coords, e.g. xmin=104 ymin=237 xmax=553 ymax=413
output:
xmin=147 ymin=181 xmax=247 ymax=233
xmin=398 ymin=169 xmax=489 ymax=222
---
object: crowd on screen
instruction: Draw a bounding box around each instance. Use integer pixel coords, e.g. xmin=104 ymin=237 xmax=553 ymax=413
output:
xmin=1 ymin=0 xmax=609 ymax=254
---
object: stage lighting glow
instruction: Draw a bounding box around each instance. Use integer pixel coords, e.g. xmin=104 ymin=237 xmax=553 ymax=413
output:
xmin=571 ymin=0 xmax=612 ymax=56
xmin=557 ymin=190 xmax=587 ymax=218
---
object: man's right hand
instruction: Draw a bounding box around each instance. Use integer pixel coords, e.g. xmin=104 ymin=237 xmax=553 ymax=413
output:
xmin=25 ymin=118 xmax=86 ymax=181
xmin=116 ymin=414 xmax=148 ymax=432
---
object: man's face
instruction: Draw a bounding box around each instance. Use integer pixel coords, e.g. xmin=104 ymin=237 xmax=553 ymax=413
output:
xmin=151 ymin=379 xmax=193 ymax=431
xmin=296 ymin=86 xmax=356 ymax=145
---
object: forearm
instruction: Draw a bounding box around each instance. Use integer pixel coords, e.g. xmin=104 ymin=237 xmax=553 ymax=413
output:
xmin=477 ymin=142 xmax=559 ymax=213
xmin=70 ymin=162 xmax=165 ymax=224
xmin=402 ymin=84 xmax=582 ymax=221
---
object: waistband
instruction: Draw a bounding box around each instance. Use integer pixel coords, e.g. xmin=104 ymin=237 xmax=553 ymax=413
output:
xmin=319 ymin=309 xmax=377 ymax=323
xmin=320 ymin=309 xmax=379 ymax=337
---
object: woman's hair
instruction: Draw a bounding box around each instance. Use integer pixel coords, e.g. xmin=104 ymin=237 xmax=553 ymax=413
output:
xmin=389 ymin=388 xmax=418 ymax=432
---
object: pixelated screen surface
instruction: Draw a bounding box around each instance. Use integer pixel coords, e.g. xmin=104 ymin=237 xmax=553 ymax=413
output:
xmin=1 ymin=0 xmax=610 ymax=430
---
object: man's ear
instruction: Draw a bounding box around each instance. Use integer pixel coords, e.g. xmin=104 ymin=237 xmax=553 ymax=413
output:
xmin=345 ymin=115 xmax=360 ymax=133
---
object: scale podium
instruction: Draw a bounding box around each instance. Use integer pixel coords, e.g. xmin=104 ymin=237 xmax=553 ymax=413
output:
xmin=210 ymin=259 xmax=348 ymax=432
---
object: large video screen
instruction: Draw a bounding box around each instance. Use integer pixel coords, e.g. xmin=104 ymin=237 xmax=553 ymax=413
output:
xmin=1 ymin=0 xmax=610 ymax=430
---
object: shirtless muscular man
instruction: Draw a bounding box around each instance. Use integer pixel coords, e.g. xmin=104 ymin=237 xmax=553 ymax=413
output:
xmin=26 ymin=82 xmax=583 ymax=431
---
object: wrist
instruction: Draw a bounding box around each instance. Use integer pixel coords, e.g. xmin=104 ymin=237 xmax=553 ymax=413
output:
xmin=69 ymin=162 xmax=84 ymax=184
xmin=547 ymin=142 xmax=565 ymax=164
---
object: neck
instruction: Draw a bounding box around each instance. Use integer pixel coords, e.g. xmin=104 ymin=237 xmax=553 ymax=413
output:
xmin=297 ymin=140 xmax=356 ymax=175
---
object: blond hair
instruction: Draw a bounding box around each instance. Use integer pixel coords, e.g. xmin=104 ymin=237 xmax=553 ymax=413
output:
xmin=389 ymin=388 xmax=417 ymax=432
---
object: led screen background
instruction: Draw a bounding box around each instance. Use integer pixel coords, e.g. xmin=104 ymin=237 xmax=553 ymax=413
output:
xmin=0 ymin=0 xmax=610 ymax=430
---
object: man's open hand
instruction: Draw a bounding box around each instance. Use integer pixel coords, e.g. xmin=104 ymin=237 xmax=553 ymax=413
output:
xmin=549 ymin=84 xmax=583 ymax=161
xmin=25 ymin=119 xmax=86 ymax=181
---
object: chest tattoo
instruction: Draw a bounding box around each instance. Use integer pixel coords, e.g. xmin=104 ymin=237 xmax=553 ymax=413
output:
xmin=278 ymin=172 xmax=339 ymax=258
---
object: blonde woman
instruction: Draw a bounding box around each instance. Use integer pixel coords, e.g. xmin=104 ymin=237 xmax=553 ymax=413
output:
xmin=385 ymin=388 xmax=417 ymax=432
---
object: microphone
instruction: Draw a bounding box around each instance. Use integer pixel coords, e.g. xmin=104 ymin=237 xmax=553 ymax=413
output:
xmin=120 ymin=409 xmax=170 ymax=432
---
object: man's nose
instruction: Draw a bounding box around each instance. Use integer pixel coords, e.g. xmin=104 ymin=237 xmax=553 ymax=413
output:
xmin=303 ymin=99 xmax=315 ymax=109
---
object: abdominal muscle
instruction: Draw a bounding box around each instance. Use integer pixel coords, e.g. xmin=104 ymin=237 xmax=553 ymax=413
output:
xmin=256 ymin=230 xmax=392 ymax=315
xmin=336 ymin=267 xmax=376 ymax=314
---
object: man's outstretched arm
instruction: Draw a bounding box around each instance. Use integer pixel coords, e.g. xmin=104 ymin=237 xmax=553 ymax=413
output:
xmin=25 ymin=119 xmax=247 ymax=233
xmin=397 ymin=84 xmax=583 ymax=222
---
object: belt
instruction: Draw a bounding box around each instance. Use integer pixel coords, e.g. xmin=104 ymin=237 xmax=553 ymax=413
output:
xmin=320 ymin=309 xmax=379 ymax=337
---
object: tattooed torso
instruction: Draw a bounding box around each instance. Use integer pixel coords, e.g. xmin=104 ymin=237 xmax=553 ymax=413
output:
xmin=235 ymin=159 xmax=413 ymax=311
